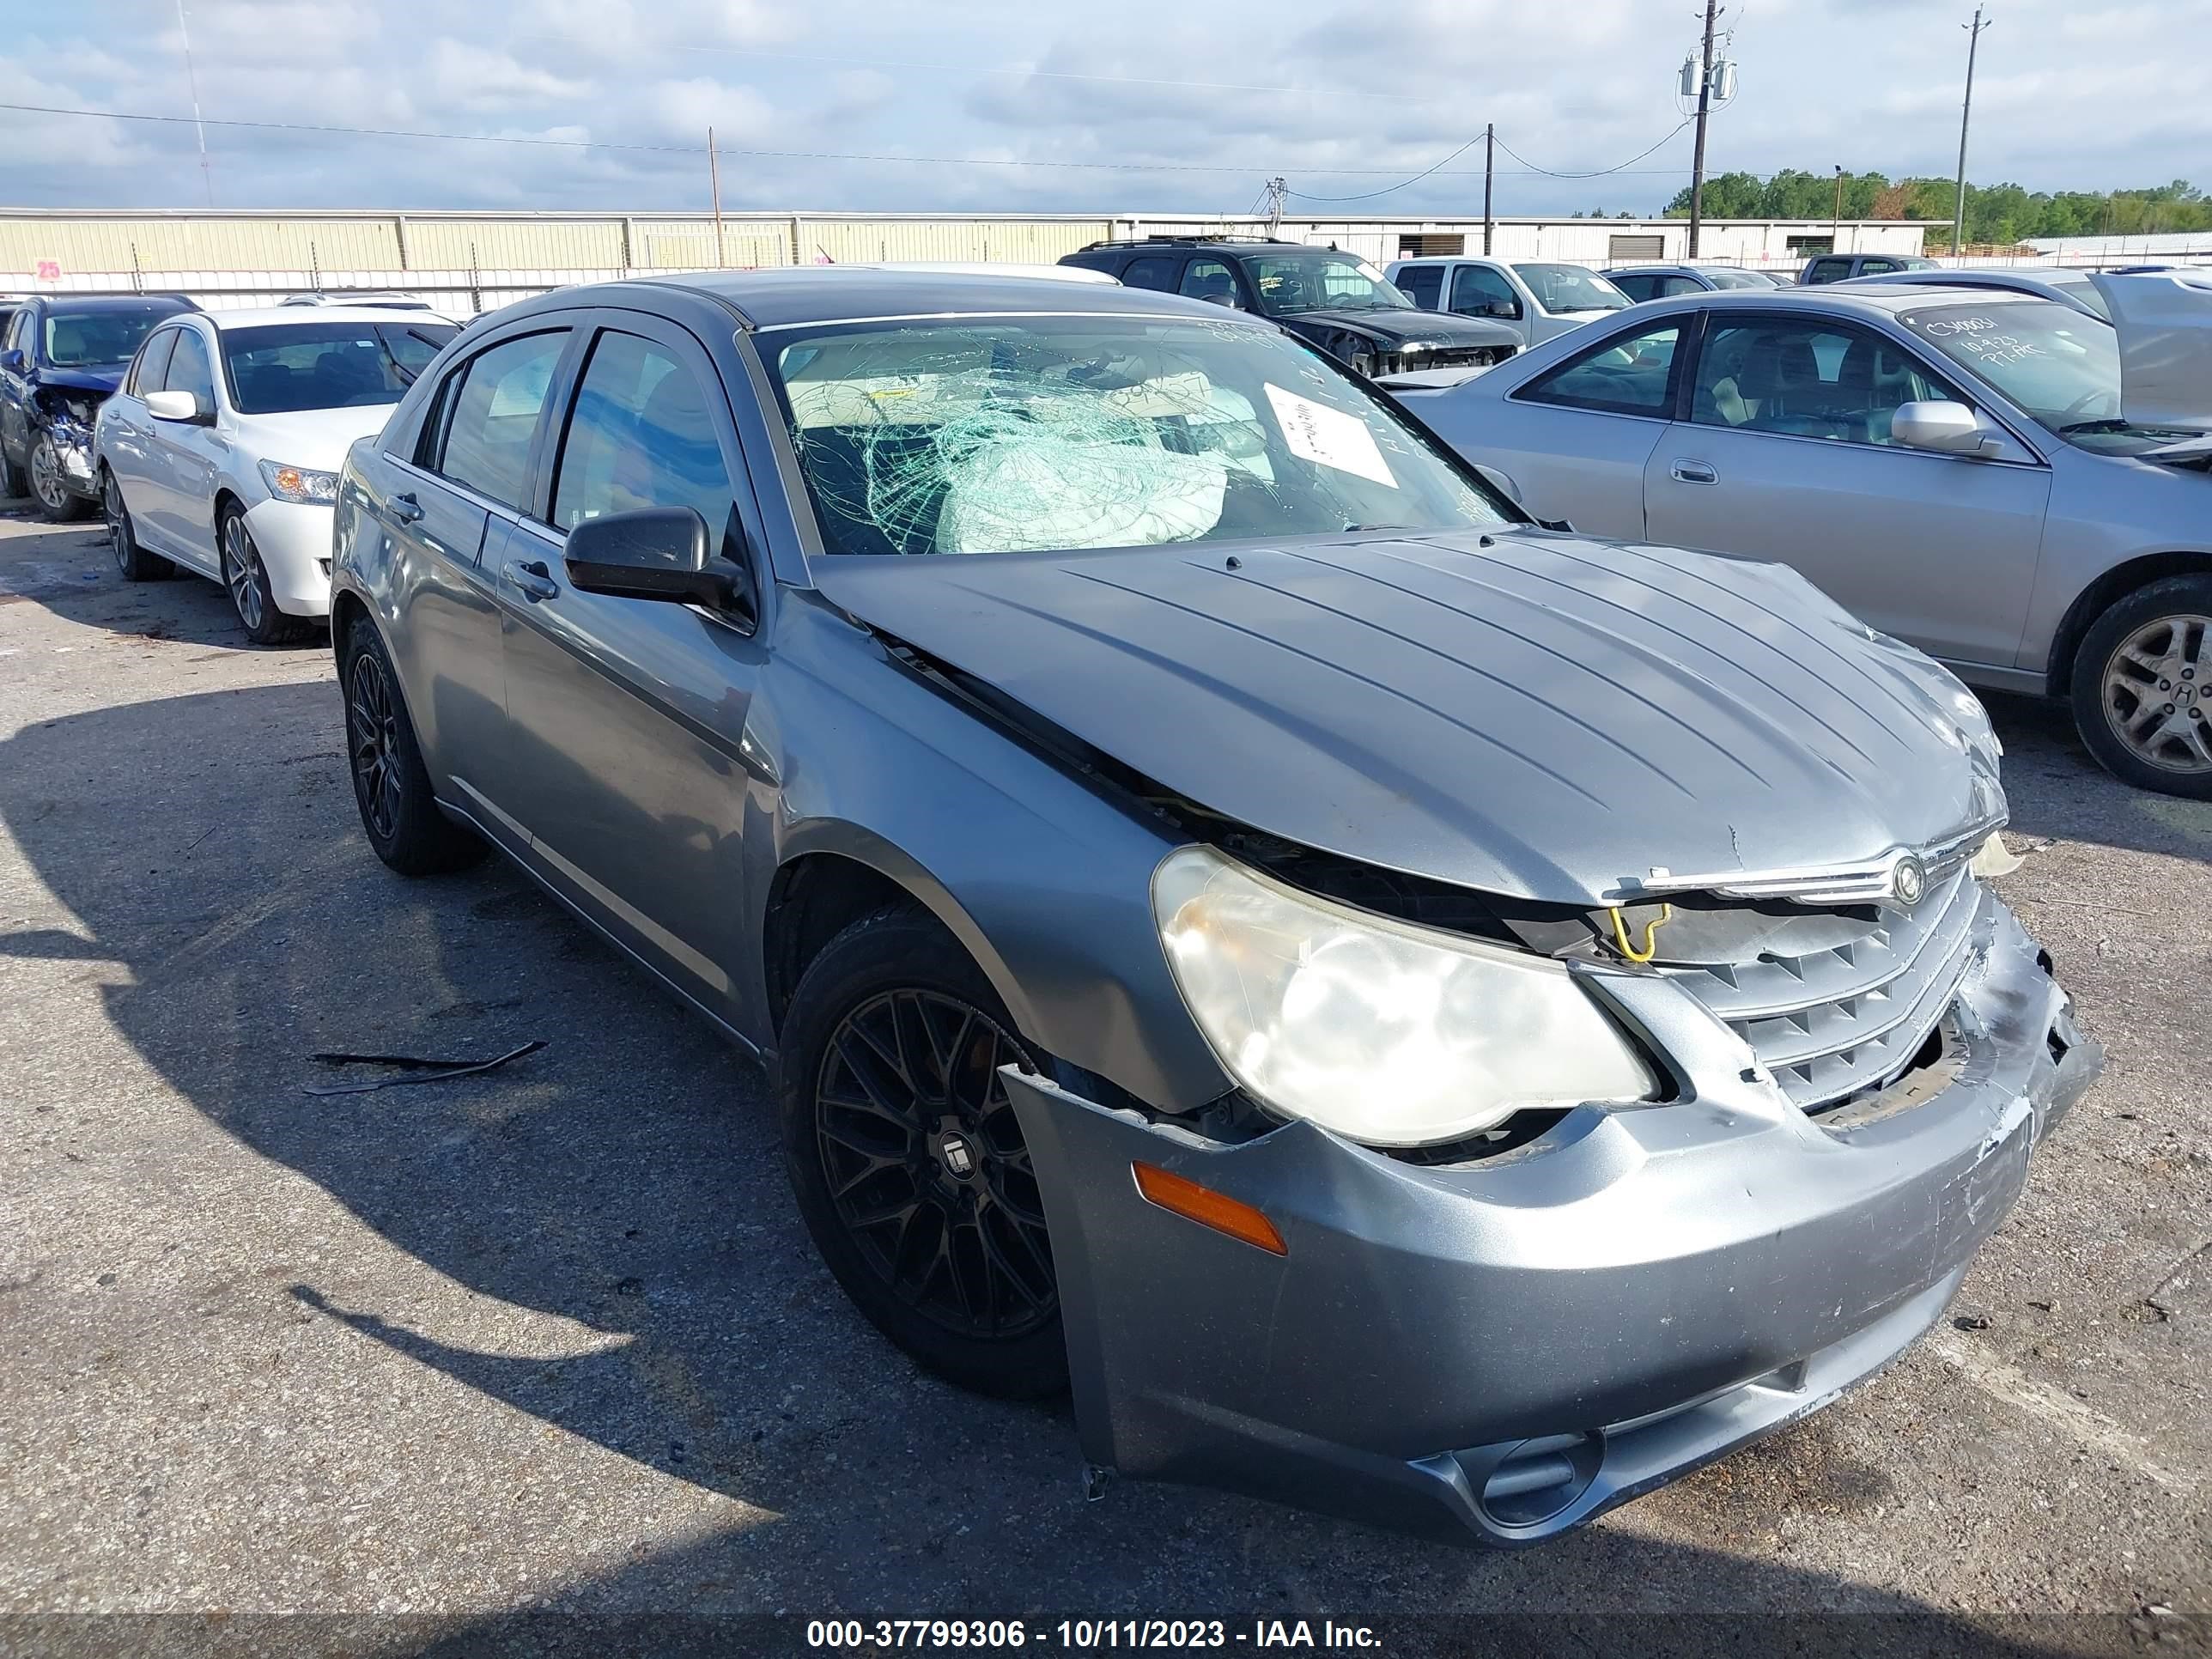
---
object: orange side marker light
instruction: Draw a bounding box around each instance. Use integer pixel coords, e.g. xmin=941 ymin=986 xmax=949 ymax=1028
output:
xmin=1132 ymin=1162 xmax=1287 ymax=1255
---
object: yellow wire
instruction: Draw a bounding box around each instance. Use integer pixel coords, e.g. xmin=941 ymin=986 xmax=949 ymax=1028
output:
xmin=1607 ymin=903 xmax=1674 ymax=963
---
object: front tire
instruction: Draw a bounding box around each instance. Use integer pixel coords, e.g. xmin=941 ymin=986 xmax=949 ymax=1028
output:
xmin=103 ymin=470 xmax=172 ymax=581
xmin=221 ymin=506 xmax=313 ymax=645
xmin=779 ymin=905 xmax=1066 ymax=1400
xmin=2070 ymin=575 xmax=2212 ymax=799
xmin=29 ymin=433 xmax=90 ymax=521
xmin=339 ymin=621 xmax=486 ymax=876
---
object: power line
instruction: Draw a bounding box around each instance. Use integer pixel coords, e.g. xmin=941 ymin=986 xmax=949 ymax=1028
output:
xmin=1285 ymin=136 xmax=1486 ymax=203
xmin=1492 ymin=122 xmax=1693 ymax=180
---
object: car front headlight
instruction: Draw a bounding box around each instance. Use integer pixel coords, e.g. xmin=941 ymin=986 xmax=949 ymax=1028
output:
xmin=258 ymin=460 xmax=339 ymax=505
xmin=1152 ymin=845 xmax=1660 ymax=1148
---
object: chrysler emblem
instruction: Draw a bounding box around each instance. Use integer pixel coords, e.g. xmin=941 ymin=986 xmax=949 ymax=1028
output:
xmin=1892 ymin=855 xmax=1927 ymax=907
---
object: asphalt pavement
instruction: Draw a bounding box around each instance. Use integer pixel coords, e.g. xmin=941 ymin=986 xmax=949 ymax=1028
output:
xmin=0 ymin=505 xmax=2205 ymax=1657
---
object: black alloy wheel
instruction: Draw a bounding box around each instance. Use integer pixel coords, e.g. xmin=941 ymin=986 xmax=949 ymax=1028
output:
xmin=815 ymin=987 xmax=1057 ymax=1343
xmin=779 ymin=904 xmax=1066 ymax=1399
xmin=346 ymin=647 xmax=405 ymax=844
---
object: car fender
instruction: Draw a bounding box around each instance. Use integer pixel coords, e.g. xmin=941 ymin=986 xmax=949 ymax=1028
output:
xmin=754 ymin=596 xmax=1233 ymax=1113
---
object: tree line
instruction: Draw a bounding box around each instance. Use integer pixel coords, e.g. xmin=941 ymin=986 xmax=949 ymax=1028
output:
xmin=1659 ymin=173 xmax=2210 ymax=248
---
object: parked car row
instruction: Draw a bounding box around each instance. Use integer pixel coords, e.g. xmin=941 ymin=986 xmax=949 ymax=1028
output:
xmin=1058 ymin=238 xmax=1524 ymax=374
xmin=12 ymin=258 xmax=2194 ymax=1547
xmin=95 ymin=306 xmax=459 ymax=641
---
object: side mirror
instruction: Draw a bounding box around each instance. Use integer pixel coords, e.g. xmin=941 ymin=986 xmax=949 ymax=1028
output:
xmin=1485 ymin=299 xmax=1522 ymax=320
xmin=145 ymin=389 xmax=211 ymax=424
xmin=1199 ymin=291 xmax=1243 ymax=309
xmin=1892 ymin=399 xmax=1999 ymax=456
xmin=1 ymin=348 xmax=24 ymax=374
xmin=565 ymin=506 xmax=751 ymax=617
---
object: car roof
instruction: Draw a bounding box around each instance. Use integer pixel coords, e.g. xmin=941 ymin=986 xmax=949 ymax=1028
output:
xmin=27 ymin=293 xmax=198 ymax=312
xmin=197 ymin=306 xmax=460 ymax=330
xmin=1389 ymin=254 xmax=1504 ymax=266
xmin=1627 ymin=284 xmax=2053 ymax=320
xmin=632 ymin=268 xmax=1256 ymax=330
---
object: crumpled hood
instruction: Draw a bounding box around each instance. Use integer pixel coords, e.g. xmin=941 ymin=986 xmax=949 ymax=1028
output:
xmin=1290 ymin=308 xmax=1522 ymax=351
xmin=814 ymin=531 xmax=2001 ymax=907
xmin=2092 ymin=268 xmax=2212 ymax=428
xmin=34 ymin=366 xmax=124 ymax=399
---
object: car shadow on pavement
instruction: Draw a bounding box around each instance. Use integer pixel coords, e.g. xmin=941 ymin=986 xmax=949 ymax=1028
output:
xmin=0 ymin=509 xmax=319 ymax=651
xmin=0 ymin=681 xmax=2178 ymax=1652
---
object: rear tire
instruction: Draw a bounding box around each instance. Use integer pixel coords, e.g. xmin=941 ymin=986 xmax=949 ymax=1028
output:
xmin=778 ymin=904 xmax=1066 ymax=1400
xmin=2069 ymin=575 xmax=2212 ymax=799
xmin=0 ymin=442 xmax=27 ymax=500
xmin=221 ymin=505 xmax=313 ymax=646
xmin=339 ymin=620 xmax=487 ymax=876
xmin=103 ymin=470 xmax=173 ymax=581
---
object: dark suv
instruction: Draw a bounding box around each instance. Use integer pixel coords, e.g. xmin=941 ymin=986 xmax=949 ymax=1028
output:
xmin=1060 ymin=238 xmax=1519 ymax=377
xmin=1 ymin=293 xmax=199 ymax=519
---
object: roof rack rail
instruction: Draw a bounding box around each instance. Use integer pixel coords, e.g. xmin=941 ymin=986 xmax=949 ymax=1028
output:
xmin=1074 ymin=234 xmax=1305 ymax=252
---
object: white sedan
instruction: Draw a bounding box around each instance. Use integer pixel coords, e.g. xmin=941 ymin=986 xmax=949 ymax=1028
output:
xmin=94 ymin=306 xmax=458 ymax=643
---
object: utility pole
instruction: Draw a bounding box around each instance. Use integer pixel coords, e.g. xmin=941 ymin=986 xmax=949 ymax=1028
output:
xmin=175 ymin=0 xmax=214 ymax=207
xmin=707 ymin=126 xmax=726 ymax=267
xmin=1832 ymin=164 xmax=1844 ymax=252
xmin=1482 ymin=124 xmax=1494 ymax=255
xmin=1261 ymin=176 xmax=1286 ymax=235
xmin=1686 ymin=0 xmax=1720 ymax=258
xmin=1952 ymin=7 xmax=1992 ymax=258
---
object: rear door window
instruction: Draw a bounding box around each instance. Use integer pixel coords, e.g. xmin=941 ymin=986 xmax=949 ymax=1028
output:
xmin=1120 ymin=256 xmax=1182 ymax=292
xmin=1516 ymin=319 xmax=1684 ymax=417
xmin=429 ymin=331 xmax=568 ymax=511
xmin=1393 ymin=265 xmax=1444 ymax=308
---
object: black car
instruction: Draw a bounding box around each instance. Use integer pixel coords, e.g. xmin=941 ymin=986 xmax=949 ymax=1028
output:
xmin=1060 ymin=238 xmax=1519 ymax=377
xmin=1 ymin=293 xmax=199 ymax=519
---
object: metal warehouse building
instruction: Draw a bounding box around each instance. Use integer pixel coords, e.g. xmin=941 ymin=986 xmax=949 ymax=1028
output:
xmin=0 ymin=208 xmax=1933 ymax=311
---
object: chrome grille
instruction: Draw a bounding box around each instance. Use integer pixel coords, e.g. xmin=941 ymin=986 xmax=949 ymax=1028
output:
xmin=1665 ymin=870 xmax=1987 ymax=1110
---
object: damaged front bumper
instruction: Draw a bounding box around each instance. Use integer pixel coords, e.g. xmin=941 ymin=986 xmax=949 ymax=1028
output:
xmin=44 ymin=418 xmax=100 ymax=501
xmin=1006 ymin=893 xmax=2099 ymax=1545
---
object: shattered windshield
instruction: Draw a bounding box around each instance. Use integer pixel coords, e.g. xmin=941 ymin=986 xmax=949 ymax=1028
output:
xmin=768 ymin=314 xmax=1510 ymax=557
xmin=1243 ymin=255 xmax=1413 ymax=315
xmin=1899 ymin=300 xmax=2203 ymax=454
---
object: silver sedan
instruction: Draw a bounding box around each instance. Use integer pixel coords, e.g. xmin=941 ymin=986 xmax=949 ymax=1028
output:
xmin=1398 ymin=283 xmax=2212 ymax=795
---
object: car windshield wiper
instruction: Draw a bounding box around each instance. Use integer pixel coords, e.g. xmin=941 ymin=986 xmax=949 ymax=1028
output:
xmin=1340 ymin=523 xmax=1419 ymax=533
xmin=2057 ymin=418 xmax=2133 ymax=435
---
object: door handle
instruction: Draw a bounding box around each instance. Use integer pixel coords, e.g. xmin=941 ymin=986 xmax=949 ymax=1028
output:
xmin=1670 ymin=459 xmax=1718 ymax=485
xmin=390 ymin=490 xmax=424 ymax=524
xmin=502 ymin=557 xmax=559 ymax=601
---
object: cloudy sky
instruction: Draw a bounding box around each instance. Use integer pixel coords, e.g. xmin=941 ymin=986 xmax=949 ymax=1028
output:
xmin=4 ymin=0 xmax=2207 ymax=216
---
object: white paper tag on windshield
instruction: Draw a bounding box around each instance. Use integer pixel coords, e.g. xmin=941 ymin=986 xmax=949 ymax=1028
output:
xmin=1264 ymin=383 xmax=1397 ymax=488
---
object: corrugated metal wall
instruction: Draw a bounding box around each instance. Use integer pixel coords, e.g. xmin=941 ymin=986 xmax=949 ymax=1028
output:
xmin=0 ymin=212 xmax=1120 ymax=279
